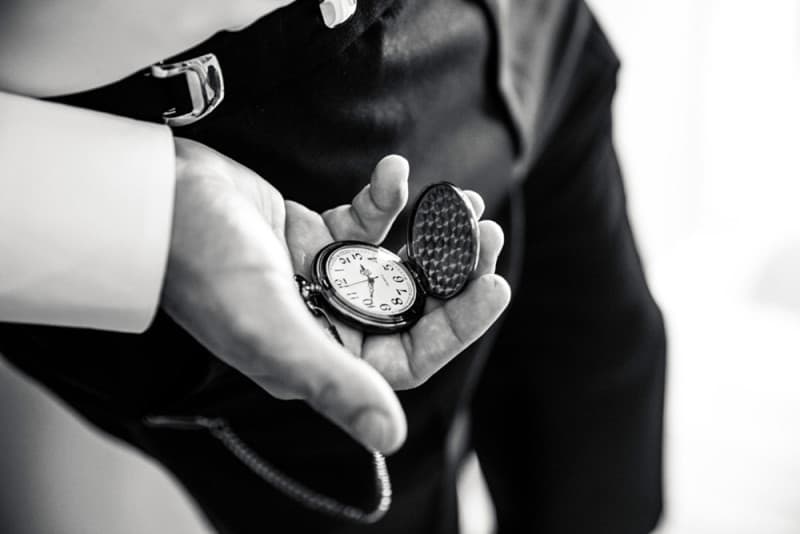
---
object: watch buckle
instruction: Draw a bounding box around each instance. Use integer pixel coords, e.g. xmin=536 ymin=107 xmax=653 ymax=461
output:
xmin=150 ymin=53 xmax=224 ymax=127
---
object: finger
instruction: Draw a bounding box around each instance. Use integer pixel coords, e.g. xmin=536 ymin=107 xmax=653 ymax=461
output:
xmin=473 ymin=220 xmax=504 ymax=277
xmin=462 ymin=190 xmax=485 ymax=219
xmin=396 ymin=244 xmax=408 ymax=261
xmin=230 ymin=274 xmax=407 ymax=453
xmin=362 ymin=274 xmax=511 ymax=389
xmin=323 ymin=155 xmax=409 ymax=244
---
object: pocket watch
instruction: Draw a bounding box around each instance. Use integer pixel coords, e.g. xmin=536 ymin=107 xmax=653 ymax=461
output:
xmin=295 ymin=182 xmax=480 ymax=334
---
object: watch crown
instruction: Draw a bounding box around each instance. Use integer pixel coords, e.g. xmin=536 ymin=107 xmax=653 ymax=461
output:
xmin=294 ymin=275 xmax=323 ymax=301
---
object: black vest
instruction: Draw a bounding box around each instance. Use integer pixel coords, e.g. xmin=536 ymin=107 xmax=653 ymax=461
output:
xmin=1 ymin=2 xmax=592 ymax=532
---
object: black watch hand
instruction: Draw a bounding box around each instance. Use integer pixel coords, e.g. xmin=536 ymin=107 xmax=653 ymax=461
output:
xmin=341 ymin=279 xmax=370 ymax=289
xmin=359 ymin=264 xmax=378 ymax=298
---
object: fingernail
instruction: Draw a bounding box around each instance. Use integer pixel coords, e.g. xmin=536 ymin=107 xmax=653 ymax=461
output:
xmin=354 ymin=410 xmax=392 ymax=452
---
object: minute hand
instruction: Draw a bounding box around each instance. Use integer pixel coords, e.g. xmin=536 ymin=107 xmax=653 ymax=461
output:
xmin=341 ymin=279 xmax=370 ymax=289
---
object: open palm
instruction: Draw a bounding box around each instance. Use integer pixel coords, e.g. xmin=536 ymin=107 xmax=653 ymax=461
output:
xmin=284 ymin=160 xmax=508 ymax=391
xmin=163 ymin=138 xmax=510 ymax=453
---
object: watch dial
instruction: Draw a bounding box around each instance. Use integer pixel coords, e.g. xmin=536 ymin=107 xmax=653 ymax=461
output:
xmin=325 ymin=245 xmax=417 ymax=317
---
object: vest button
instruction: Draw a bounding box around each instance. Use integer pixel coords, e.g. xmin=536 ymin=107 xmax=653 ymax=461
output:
xmin=319 ymin=0 xmax=357 ymax=28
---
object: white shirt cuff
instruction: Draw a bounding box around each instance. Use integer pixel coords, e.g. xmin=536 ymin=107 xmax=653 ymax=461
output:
xmin=0 ymin=92 xmax=175 ymax=332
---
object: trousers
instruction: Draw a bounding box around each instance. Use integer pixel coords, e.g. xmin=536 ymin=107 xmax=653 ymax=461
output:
xmin=0 ymin=1 xmax=665 ymax=532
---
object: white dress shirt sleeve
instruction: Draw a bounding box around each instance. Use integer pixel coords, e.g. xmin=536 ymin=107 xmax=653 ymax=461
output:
xmin=0 ymin=92 xmax=175 ymax=333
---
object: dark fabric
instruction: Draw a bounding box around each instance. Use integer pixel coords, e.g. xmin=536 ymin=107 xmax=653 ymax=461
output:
xmin=480 ymin=0 xmax=577 ymax=168
xmin=471 ymin=19 xmax=666 ymax=534
xmin=53 ymin=0 xmax=401 ymax=124
xmin=0 ymin=1 xmax=665 ymax=533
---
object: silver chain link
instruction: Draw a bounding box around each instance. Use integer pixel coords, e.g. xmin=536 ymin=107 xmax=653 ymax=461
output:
xmin=143 ymin=274 xmax=393 ymax=523
xmin=145 ymin=415 xmax=391 ymax=524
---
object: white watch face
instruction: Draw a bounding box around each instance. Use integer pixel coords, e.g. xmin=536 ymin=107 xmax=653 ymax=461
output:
xmin=325 ymin=245 xmax=417 ymax=317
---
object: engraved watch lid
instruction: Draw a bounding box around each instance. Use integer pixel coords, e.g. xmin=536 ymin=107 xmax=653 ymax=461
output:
xmin=406 ymin=182 xmax=480 ymax=299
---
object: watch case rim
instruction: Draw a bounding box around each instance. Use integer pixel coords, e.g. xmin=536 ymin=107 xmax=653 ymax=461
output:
xmin=311 ymin=241 xmax=426 ymax=334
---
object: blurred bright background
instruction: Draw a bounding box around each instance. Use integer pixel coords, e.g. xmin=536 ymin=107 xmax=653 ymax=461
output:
xmin=2 ymin=1 xmax=800 ymax=533
xmin=598 ymin=2 xmax=800 ymax=533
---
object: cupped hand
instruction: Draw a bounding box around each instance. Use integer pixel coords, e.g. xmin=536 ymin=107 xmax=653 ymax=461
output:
xmin=285 ymin=158 xmax=511 ymax=391
xmin=162 ymin=138 xmax=510 ymax=454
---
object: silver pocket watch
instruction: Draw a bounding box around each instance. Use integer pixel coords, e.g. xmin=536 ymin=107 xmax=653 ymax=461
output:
xmin=296 ymin=182 xmax=480 ymax=334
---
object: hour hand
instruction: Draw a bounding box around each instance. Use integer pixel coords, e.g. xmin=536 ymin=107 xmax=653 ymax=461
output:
xmin=359 ymin=264 xmax=376 ymax=297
